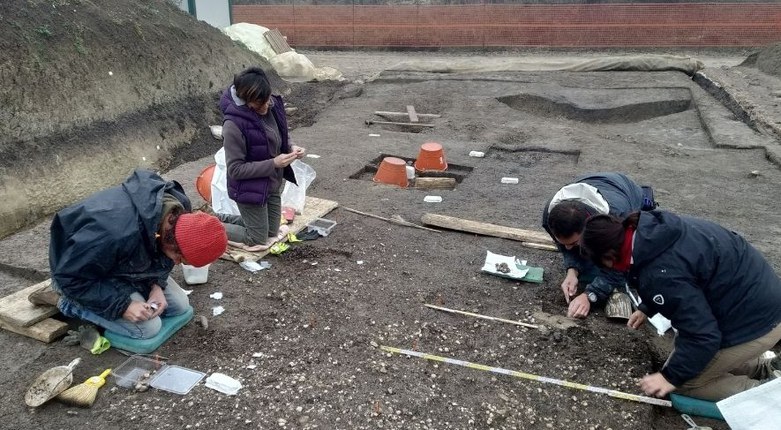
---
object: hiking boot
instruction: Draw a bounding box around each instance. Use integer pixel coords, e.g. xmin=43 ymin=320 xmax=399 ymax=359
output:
xmin=771 ymin=354 xmax=781 ymax=372
xmin=28 ymin=288 xmax=60 ymax=307
xmin=759 ymin=369 xmax=781 ymax=385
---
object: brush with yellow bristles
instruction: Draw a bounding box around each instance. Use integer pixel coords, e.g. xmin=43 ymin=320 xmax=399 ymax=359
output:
xmin=57 ymin=369 xmax=112 ymax=408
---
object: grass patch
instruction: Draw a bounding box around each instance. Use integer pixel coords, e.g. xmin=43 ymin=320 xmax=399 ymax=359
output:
xmin=74 ymin=35 xmax=88 ymax=55
xmin=35 ymin=25 xmax=53 ymax=38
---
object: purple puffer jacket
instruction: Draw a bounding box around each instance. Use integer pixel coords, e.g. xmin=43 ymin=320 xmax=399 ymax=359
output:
xmin=219 ymin=87 xmax=297 ymax=205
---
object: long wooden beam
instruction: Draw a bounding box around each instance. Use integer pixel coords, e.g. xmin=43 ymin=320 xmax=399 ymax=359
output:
xmin=420 ymin=213 xmax=557 ymax=251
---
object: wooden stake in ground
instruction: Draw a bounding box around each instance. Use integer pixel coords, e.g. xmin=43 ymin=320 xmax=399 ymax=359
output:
xmin=425 ymin=304 xmax=538 ymax=329
xmin=421 ymin=213 xmax=558 ymax=251
xmin=343 ymin=207 xmax=440 ymax=233
xmin=381 ymin=346 xmax=672 ymax=408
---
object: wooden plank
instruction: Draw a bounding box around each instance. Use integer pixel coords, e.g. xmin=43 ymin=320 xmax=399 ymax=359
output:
xmin=374 ymin=111 xmax=441 ymax=118
xmin=365 ymin=120 xmax=435 ymax=127
xmin=413 ymin=177 xmax=456 ymax=189
xmin=223 ymin=196 xmax=339 ymax=262
xmin=406 ymin=105 xmax=419 ymax=122
xmin=0 ymin=280 xmax=58 ymax=327
xmin=263 ymin=28 xmax=292 ymax=54
xmin=0 ymin=317 xmax=68 ymax=343
xmin=342 ymin=207 xmax=440 ymax=233
xmin=421 ymin=213 xmax=555 ymax=246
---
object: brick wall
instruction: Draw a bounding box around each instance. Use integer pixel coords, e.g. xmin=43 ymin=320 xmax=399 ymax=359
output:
xmin=232 ymin=3 xmax=781 ymax=48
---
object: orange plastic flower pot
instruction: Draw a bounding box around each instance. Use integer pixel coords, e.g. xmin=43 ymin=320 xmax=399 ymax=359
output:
xmin=373 ymin=157 xmax=409 ymax=188
xmin=195 ymin=163 xmax=216 ymax=202
xmin=414 ymin=142 xmax=448 ymax=172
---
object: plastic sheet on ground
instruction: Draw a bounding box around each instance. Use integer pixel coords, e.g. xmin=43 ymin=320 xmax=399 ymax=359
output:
xmin=717 ymin=378 xmax=781 ymax=430
xmin=386 ymin=55 xmax=704 ymax=76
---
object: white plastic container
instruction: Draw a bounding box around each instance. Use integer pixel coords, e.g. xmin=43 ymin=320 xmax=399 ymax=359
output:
xmin=205 ymin=372 xmax=242 ymax=395
xmin=182 ymin=264 xmax=210 ymax=285
xmin=423 ymin=195 xmax=443 ymax=203
xmin=469 ymin=151 xmax=485 ymax=158
xmin=405 ymin=165 xmax=415 ymax=180
xmin=500 ymin=177 xmax=519 ymax=184
xmin=306 ymin=218 xmax=337 ymax=237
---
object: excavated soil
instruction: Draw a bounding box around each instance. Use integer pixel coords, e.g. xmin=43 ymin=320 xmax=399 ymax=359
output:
xmin=1 ymin=4 xmax=780 ymax=430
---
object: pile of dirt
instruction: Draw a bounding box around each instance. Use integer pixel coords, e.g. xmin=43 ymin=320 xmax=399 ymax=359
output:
xmin=0 ymin=0 xmax=331 ymax=239
xmin=741 ymin=42 xmax=781 ymax=78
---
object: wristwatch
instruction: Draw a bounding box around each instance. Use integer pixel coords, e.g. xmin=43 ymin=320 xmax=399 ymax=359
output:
xmin=586 ymin=292 xmax=598 ymax=303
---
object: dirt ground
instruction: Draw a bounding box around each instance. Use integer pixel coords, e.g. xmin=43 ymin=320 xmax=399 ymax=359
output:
xmin=2 ymin=41 xmax=781 ymax=430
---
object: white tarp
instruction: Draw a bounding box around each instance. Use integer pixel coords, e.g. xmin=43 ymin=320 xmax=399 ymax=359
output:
xmin=222 ymin=23 xmax=342 ymax=81
xmin=222 ymin=23 xmax=277 ymax=62
xmin=387 ymin=55 xmax=705 ymax=75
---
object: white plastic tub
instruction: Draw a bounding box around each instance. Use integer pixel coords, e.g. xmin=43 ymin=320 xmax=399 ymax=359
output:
xmin=182 ymin=264 xmax=210 ymax=285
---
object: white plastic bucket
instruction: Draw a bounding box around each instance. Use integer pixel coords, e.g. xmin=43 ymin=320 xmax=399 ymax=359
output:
xmin=182 ymin=264 xmax=210 ymax=285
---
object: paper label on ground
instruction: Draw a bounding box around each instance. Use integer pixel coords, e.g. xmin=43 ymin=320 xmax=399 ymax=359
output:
xmin=481 ymin=251 xmax=529 ymax=280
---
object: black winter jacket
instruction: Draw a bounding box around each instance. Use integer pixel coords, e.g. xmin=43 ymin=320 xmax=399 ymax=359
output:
xmin=49 ymin=170 xmax=191 ymax=320
xmin=542 ymin=172 xmax=645 ymax=303
xmin=628 ymin=211 xmax=781 ymax=387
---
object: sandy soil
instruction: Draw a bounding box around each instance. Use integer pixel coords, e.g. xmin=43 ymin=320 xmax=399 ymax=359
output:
xmin=1 ymin=48 xmax=780 ymax=430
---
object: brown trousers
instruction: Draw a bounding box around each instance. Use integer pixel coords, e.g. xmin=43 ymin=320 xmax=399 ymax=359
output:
xmin=675 ymin=322 xmax=781 ymax=401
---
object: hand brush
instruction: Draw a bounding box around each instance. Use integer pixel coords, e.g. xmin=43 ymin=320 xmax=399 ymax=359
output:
xmin=56 ymin=369 xmax=111 ymax=408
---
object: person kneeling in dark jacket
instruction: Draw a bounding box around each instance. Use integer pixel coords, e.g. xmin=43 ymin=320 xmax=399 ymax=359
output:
xmin=542 ymin=172 xmax=655 ymax=318
xmin=580 ymin=210 xmax=781 ymax=401
xmin=49 ymin=169 xmax=228 ymax=339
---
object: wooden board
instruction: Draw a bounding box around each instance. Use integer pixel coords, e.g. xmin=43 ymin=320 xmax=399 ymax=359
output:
xmin=263 ymin=29 xmax=292 ymax=54
xmin=413 ymin=177 xmax=456 ymax=189
xmin=0 ymin=317 xmax=68 ymax=343
xmin=421 ymin=213 xmax=557 ymax=248
xmin=223 ymin=196 xmax=339 ymax=262
xmin=0 ymin=279 xmax=58 ymax=327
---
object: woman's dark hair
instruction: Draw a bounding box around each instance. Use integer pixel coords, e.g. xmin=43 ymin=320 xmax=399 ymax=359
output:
xmin=549 ymin=200 xmax=591 ymax=238
xmin=162 ymin=206 xmax=185 ymax=249
xmin=233 ymin=67 xmax=271 ymax=104
xmin=581 ymin=212 xmax=640 ymax=266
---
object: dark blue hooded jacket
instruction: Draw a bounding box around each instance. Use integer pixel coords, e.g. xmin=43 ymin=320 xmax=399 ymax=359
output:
xmin=542 ymin=172 xmax=645 ymax=303
xmin=49 ymin=170 xmax=191 ymax=321
xmin=628 ymin=210 xmax=781 ymax=387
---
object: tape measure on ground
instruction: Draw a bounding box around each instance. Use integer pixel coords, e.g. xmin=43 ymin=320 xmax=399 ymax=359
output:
xmin=380 ymin=345 xmax=672 ymax=408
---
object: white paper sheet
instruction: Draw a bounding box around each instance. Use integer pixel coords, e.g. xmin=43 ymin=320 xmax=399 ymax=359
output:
xmin=717 ymin=378 xmax=781 ymax=430
xmin=481 ymin=251 xmax=529 ymax=280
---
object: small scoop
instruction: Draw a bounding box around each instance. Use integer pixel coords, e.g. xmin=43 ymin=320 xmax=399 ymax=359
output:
xmin=25 ymin=358 xmax=81 ymax=407
xmin=681 ymin=414 xmax=713 ymax=430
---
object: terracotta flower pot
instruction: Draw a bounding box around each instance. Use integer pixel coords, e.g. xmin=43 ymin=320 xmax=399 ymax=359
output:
xmin=373 ymin=157 xmax=409 ymax=188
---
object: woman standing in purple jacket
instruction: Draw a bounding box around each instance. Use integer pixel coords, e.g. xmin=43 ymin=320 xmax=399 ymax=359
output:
xmin=217 ymin=67 xmax=305 ymax=251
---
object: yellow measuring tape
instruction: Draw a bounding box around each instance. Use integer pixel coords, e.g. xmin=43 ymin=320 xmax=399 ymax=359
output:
xmin=381 ymin=345 xmax=672 ymax=407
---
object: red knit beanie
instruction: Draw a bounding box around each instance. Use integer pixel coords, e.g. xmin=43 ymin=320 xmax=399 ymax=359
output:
xmin=174 ymin=212 xmax=227 ymax=267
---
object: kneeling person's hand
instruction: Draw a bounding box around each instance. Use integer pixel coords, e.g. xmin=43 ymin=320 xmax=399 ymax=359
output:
xmin=123 ymin=301 xmax=154 ymax=322
xmin=567 ymin=293 xmax=591 ymax=318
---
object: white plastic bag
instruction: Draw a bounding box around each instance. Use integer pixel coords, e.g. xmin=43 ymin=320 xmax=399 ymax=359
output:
xmin=210 ymin=148 xmax=240 ymax=216
xmin=281 ymin=160 xmax=316 ymax=214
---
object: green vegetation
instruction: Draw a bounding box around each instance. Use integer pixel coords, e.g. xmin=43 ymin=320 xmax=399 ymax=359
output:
xmin=35 ymin=25 xmax=53 ymax=38
xmin=74 ymin=34 xmax=87 ymax=55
